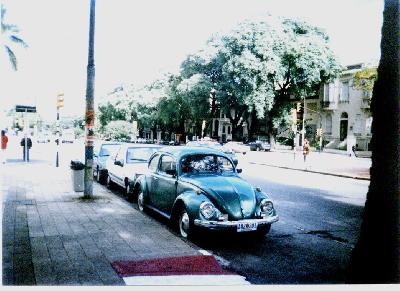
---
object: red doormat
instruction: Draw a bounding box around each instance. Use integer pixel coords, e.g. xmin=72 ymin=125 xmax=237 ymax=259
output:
xmin=112 ymin=255 xmax=233 ymax=277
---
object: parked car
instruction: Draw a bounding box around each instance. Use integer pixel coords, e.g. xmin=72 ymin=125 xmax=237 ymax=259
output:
xmin=106 ymin=144 xmax=161 ymax=195
xmin=61 ymin=131 xmax=75 ymax=143
xmin=185 ymin=140 xmax=238 ymax=166
xmin=36 ymin=132 xmax=51 ymax=143
xmin=133 ymin=146 xmax=278 ymax=239
xmin=93 ymin=142 xmax=122 ymax=184
xmin=224 ymin=141 xmax=249 ymax=154
xmin=248 ymin=140 xmax=271 ymax=151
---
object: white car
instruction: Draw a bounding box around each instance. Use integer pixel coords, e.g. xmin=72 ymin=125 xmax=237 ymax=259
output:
xmin=224 ymin=141 xmax=249 ymax=154
xmin=105 ymin=144 xmax=161 ymax=196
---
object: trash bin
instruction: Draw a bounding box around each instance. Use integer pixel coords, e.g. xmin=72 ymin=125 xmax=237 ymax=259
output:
xmin=70 ymin=160 xmax=85 ymax=192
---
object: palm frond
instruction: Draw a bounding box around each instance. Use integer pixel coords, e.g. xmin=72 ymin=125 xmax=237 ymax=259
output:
xmin=2 ymin=23 xmax=19 ymax=33
xmin=5 ymin=45 xmax=17 ymax=70
xmin=10 ymin=35 xmax=28 ymax=48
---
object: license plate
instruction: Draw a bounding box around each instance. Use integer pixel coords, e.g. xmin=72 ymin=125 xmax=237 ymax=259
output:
xmin=237 ymin=222 xmax=258 ymax=232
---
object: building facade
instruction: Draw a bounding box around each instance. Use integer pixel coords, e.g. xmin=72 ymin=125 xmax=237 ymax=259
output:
xmin=298 ymin=63 xmax=374 ymax=151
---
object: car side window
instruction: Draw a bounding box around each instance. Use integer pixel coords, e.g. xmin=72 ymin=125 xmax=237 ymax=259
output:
xmin=148 ymin=154 xmax=160 ymax=172
xmin=114 ymin=148 xmax=124 ymax=162
xmin=158 ymin=155 xmax=176 ymax=175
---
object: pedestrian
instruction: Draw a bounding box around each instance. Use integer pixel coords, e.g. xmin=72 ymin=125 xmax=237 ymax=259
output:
xmin=303 ymin=138 xmax=310 ymax=163
xmin=351 ymin=144 xmax=358 ymax=158
xmin=20 ymin=136 xmax=32 ymax=162
xmin=1 ymin=130 xmax=9 ymax=163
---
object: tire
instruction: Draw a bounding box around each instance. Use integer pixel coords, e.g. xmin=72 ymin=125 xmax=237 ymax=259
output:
xmin=137 ymin=189 xmax=145 ymax=212
xmin=106 ymin=175 xmax=114 ymax=189
xmin=256 ymin=224 xmax=271 ymax=237
xmin=177 ymin=206 xmax=192 ymax=239
xmin=126 ymin=182 xmax=134 ymax=201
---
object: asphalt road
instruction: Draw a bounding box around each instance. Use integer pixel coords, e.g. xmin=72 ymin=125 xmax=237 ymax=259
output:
xmin=8 ymin=139 xmax=369 ymax=284
xmin=189 ymin=160 xmax=369 ymax=284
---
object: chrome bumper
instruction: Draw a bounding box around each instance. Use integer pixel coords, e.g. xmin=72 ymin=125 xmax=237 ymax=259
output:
xmin=194 ymin=215 xmax=279 ymax=230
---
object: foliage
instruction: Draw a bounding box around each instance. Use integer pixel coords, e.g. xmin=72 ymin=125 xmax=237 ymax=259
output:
xmin=179 ymin=16 xmax=341 ymax=138
xmin=0 ymin=4 xmax=28 ymax=70
xmin=352 ymin=67 xmax=378 ymax=92
xmin=102 ymin=120 xmax=134 ymax=141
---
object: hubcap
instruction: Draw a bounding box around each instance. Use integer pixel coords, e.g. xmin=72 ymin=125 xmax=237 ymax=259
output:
xmin=179 ymin=211 xmax=190 ymax=238
xmin=137 ymin=191 xmax=144 ymax=211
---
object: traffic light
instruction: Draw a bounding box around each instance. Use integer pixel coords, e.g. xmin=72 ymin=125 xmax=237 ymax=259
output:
xmin=56 ymin=94 xmax=64 ymax=109
xmin=296 ymin=102 xmax=301 ymax=112
xmin=316 ymin=128 xmax=323 ymax=136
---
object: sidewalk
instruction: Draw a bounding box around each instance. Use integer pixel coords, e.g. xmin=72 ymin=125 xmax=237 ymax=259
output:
xmin=241 ymin=150 xmax=371 ymax=180
xmin=1 ymin=162 xmax=246 ymax=286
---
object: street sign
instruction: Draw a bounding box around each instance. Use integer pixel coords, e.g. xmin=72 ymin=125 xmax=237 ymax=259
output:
xmin=15 ymin=105 xmax=36 ymax=113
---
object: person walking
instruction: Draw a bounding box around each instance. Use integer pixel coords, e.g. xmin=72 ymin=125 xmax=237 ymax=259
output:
xmin=303 ymin=138 xmax=310 ymax=163
xmin=20 ymin=136 xmax=32 ymax=162
xmin=1 ymin=130 xmax=9 ymax=163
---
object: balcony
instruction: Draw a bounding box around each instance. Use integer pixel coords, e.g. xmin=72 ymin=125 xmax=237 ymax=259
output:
xmin=321 ymin=100 xmax=337 ymax=110
xmin=361 ymin=98 xmax=371 ymax=109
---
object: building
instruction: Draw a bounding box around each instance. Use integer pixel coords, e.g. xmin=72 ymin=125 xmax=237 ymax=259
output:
xmin=298 ymin=63 xmax=375 ymax=152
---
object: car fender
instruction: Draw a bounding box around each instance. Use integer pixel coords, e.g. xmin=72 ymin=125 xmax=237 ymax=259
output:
xmin=172 ymin=191 xmax=212 ymax=220
xmin=133 ymin=175 xmax=148 ymax=196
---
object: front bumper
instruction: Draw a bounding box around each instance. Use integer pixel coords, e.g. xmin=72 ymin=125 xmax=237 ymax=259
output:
xmin=194 ymin=215 xmax=279 ymax=230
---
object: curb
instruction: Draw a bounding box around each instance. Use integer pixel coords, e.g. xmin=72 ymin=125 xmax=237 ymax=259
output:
xmin=248 ymin=162 xmax=370 ymax=181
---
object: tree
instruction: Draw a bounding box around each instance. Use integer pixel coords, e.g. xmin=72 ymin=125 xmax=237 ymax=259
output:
xmin=346 ymin=0 xmax=399 ymax=283
xmin=0 ymin=4 xmax=28 ymax=70
xmin=179 ymin=16 xmax=341 ymax=141
xmin=103 ymin=120 xmax=135 ymax=141
xmin=352 ymin=67 xmax=378 ymax=92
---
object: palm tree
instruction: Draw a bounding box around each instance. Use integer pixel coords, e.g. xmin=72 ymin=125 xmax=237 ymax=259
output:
xmin=0 ymin=4 xmax=28 ymax=71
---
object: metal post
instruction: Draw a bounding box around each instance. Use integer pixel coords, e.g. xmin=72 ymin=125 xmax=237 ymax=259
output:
xmin=84 ymin=0 xmax=96 ymax=198
xmin=24 ymin=108 xmax=28 ymax=162
xmin=56 ymin=107 xmax=59 ymax=167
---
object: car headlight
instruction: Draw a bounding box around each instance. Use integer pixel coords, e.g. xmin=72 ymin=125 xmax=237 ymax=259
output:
xmin=200 ymin=201 xmax=216 ymax=219
xmin=260 ymin=199 xmax=274 ymax=215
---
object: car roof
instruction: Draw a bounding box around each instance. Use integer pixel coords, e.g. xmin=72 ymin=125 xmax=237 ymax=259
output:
xmin=119 ymin=143 xmax=162 ymax=150
xmin=155 ymin=146 xmax=230 ymax=159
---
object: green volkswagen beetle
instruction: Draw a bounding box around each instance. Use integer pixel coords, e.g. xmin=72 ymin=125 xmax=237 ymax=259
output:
xmin=133 ymin=146 xmax=278 ymax=238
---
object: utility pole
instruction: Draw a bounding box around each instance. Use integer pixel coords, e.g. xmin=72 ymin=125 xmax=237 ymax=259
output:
xmin=84 ymin=0 xmax=96 ymax=198
xmin=56 ymin=93 xmax=64 ymax=167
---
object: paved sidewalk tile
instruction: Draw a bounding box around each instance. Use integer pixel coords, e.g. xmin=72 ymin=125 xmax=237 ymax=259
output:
xmin=1 ymin=163 xmax=200 ymax=286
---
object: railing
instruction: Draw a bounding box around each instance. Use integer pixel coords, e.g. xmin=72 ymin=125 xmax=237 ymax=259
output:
xmin=321 ymin=101 xmax=337 ymax=109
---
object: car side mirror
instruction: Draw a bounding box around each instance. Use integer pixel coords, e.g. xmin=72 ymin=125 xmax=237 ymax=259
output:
xmin=233 ymin=160 xmax=238 ymax=166
xmin=114 ymin=160 xmax=123 ymax=167
xmin=165 ymin=169 xmax=177 ymax=177
xmin=236 ymin=168 xmax=242 ymax=173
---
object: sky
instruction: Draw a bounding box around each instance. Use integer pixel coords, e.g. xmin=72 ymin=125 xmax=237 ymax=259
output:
xmin=0 ymin=0 xmax=384 ymax=122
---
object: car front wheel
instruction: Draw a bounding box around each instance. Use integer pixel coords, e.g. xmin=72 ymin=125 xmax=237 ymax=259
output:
xmin=106 ymin=175 xmax=113 ymax=189
xmin=256 ymin=224 xmax=271 ymax=237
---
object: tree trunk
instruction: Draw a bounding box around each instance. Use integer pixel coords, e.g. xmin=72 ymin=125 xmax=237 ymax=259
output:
xmin=346 ymin=0 xmax=399 ymax=283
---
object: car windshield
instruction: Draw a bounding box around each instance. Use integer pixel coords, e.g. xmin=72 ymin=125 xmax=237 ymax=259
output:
xmin=126 ymin=147 xmax=158 ymax=163
xmin=181 ymin=154 xmax=234 ymax=174
xmin=99 ymin=144 xmax=120 ymax=157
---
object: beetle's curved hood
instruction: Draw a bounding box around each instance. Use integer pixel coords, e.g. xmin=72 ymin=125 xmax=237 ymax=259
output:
xmin=181 ymin=174 xmax=256 ymax=219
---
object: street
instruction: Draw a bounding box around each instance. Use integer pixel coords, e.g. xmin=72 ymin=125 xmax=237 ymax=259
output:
xmin=2 ymin=136 xmax=369 ymax=284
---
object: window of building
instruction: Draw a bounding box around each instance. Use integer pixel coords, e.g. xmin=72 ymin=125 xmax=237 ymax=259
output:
xmin=340 ymin=81 xmax=350 ymax=103
xmin=228 ymin=126 xmax=231 ymax=135
xmin=354 ymin=114 xmax=362 ymax=135
xmin=222 ymin=126 xmax=226 ymax=134
xmin=324 ymin=84 xmax=330 ymax=101
xmin=366 ymin=117 xmax=373 ymax=135
xmin=325 ymin=114 xmax=332 ymax=135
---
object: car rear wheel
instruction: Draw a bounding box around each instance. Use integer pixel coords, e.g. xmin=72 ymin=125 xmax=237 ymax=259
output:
xmin=137 ymin=190 xmax=145 ymax=212
xmin=178 ymin=207 xmax=192 ymax=239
